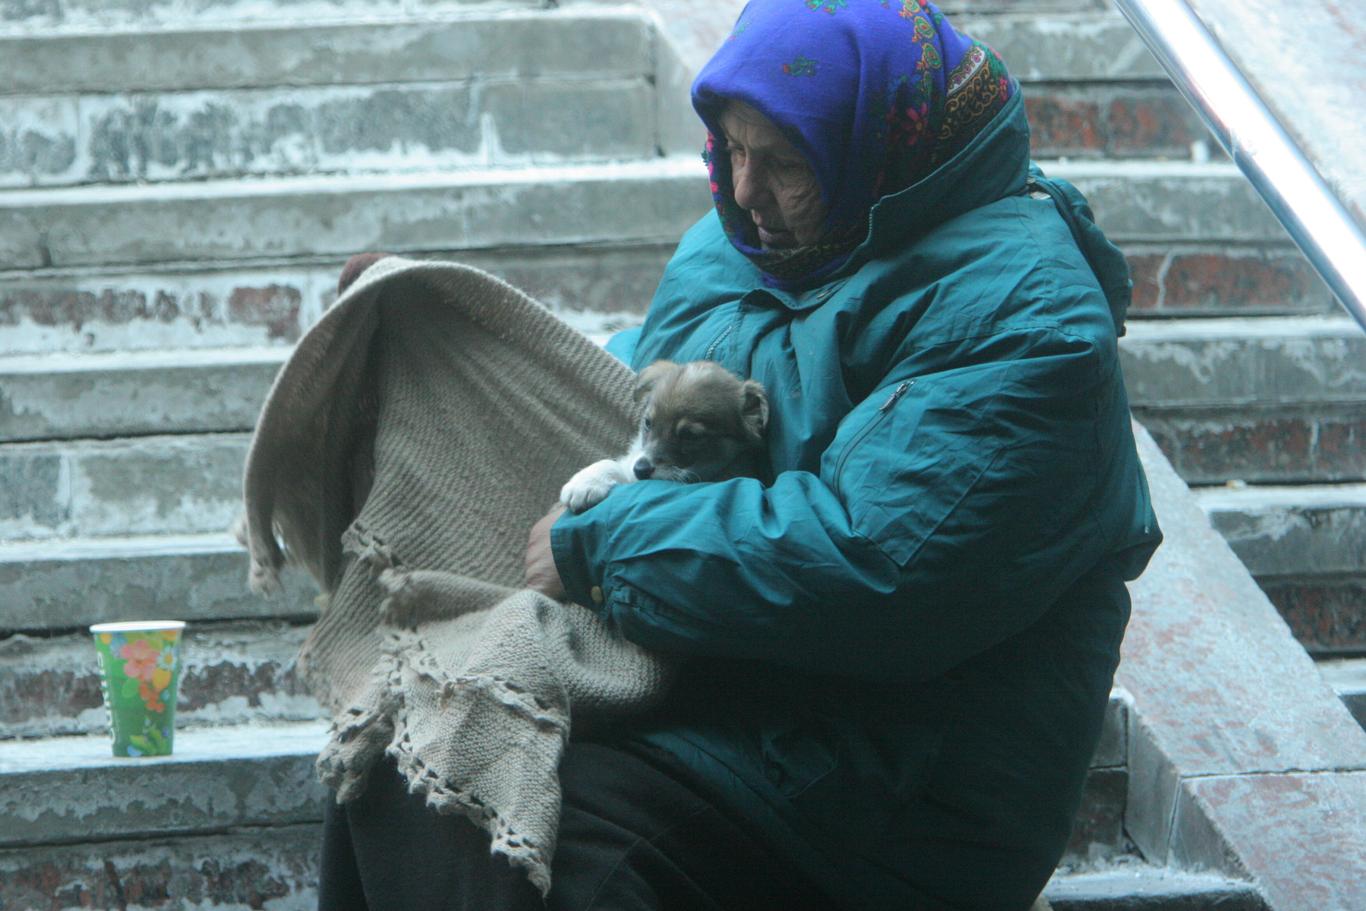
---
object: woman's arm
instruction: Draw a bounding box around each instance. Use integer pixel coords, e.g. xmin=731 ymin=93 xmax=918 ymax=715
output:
xmin=550 ymin=324 xmax=1147 ymax=683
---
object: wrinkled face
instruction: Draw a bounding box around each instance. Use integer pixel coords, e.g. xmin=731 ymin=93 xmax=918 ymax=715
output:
xmin=633 ymin=361 xmax=769 ymax=483
xmin=718 ymin=101 xmax=828 ymax=250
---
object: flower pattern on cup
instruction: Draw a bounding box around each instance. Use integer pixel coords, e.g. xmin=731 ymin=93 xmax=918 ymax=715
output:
xmin=119 ymin=638 xmax=161 ymax=682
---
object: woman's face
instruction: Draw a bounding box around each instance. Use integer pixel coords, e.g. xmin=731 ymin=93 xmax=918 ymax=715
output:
xmin=717 ymin=102 xmax=828 ymax=250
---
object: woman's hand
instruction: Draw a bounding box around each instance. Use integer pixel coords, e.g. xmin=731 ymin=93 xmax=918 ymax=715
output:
xmin=524 ymin=504 xmax=568 ymax=600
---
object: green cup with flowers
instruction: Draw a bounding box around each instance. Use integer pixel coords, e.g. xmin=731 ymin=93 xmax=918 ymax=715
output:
xmin=89 ymin=620 xmax=186 ymax=757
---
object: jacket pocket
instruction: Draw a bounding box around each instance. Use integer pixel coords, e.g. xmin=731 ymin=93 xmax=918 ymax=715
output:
xmin=835 ymin=380 xmax=997 ymax=567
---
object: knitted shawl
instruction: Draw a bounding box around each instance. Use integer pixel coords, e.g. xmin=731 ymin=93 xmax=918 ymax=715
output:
xmin=239 ymin=257 xmax=675 ymax=893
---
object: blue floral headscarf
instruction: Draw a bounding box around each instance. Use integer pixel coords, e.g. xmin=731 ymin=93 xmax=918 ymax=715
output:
xmin=693 ymin=0 xmax=1017 ymax=289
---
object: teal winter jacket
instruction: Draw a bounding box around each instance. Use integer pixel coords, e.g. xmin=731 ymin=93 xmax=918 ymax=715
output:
xmin=552 ymin=91 xmax=1161 ymax=910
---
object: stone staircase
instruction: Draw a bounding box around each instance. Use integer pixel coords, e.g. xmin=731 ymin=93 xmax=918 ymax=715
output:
xmin=1 ymin=0 xmax=1360 ymax=907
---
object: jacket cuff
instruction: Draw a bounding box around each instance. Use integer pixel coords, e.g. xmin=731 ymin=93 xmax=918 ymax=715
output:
xmin=550 ymin=507 xmax=606 ymax=614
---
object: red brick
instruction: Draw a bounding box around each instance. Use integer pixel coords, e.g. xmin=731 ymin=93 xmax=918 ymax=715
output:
xmin=1124 ymin=247 xmax=1332 ymax=314
xmin=1136 ymin=409 xmax=1366 ymax=484
xmin=1106 ymin=94 xmax=1204 ymax=155
xmin=227 ymin=284 xmax=303 ymax=341
xmin=1026 ymin=93 xmax=1104 ymax=156
xmin=1063 ymin=768 xmax=1127 ymax=865
xmin=1127 ymin=252 xmax=1165 ymax=312
xmin=1261 ymin=579 xmax=1366 ymax=656
xmin=0 ymin=829 xmax=316 ymax=910
xmin=0 ymin=280 xmax=306 ymax=350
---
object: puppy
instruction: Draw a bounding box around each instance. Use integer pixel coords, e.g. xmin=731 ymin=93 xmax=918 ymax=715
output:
xmin=560 ymin=360 xmax=769 ymax=513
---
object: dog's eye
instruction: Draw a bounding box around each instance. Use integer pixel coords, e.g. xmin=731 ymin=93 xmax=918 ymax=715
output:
xmin=676 ymin=426 xmax=705 ymax=443
xmin=642 ymin=417 xmax=653 ymax=431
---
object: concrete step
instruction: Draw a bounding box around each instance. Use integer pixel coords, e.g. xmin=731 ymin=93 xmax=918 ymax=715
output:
xmin=0 ymin=721 xmax=330 ymax=848
xmin=0 ymin=346 xmax=284 ymax=442
xmin=1195 ymin=484 xmax=1366 ymax=657
xmin=0 ymin=844 xmax=1264 ymax=911
xmin=0 ymin=161 xmax=1281 ymax=275
xmin=0 ymin=243 xmax=1336 ymax=359
xmin=2 ymin=77 xmax=659 ymax=189
xmin=1319 ymin=657 xmax=1366 ymax=730
xmin=0 ymin=242 xmax=1334 ymax=359
xmin=9 ymin=315 xmax=1359 ymax=450
xmin=3 ymin=77 xmax=1218 ymax=191
xmin=0 ymin=7 xmax=1209 ymax=192
xmin=0 ymin=158 xmax=713 ymax=272
xmin=1 ymin=433 xmax=249 ymax=541
xmin=0 ymin=621 xmax=318 ymax=739
xmin=1124 ymin=317 xmax=1366 ymax=484
xmin=1 ymin=10 xmax=1159 ymax=97
xmin=0 ymin=0 xmax=538 ymax=34
xmin=1044 ymin=869 xmax=1266 ymax=911
xmin=0 ymin=705 xmax=1138 ymax=907
xmin=0 ymin=532 xmax=318 ymax=634
xmin=0 ymin=243 xmax=673 ymax=356
xmin=1 ymin=8 xmax=649 ymax=95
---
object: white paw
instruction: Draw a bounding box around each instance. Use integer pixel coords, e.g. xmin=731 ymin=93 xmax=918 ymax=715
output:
xmin=560 ymin=459 xmax=632 ymax=513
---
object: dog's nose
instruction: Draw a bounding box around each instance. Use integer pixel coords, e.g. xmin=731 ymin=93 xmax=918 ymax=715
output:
xmin=633 ymin=458 xmax=654 ymax=480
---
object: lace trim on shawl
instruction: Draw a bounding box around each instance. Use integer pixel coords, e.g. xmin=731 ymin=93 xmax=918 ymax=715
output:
xmin=313 ymin=524 xmax=567 ymax=895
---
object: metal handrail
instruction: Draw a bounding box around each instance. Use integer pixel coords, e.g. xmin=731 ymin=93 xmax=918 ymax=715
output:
xmin=1112 ymin=0 xmax=1366 ymax=333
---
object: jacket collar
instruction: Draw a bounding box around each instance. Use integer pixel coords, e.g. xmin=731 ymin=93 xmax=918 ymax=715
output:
xmin=862 ymin=88 xmax=1030 ymax=259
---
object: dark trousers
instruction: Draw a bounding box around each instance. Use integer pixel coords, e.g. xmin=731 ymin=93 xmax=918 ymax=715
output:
xmin=317 ymin=740 xmax=832 ymax=911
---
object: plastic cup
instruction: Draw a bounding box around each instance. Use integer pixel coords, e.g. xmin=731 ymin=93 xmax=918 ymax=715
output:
xmin=89 ymin=620 xmax=186 ymax=757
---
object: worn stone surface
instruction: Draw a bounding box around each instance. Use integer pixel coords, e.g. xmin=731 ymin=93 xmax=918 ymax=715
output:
xmin=0 ymin=95 xmax=78 ymax=186
xmin=0 ymin=160 xmax=711 ymax=270
xmin=0 ymin=272 xmax=310 ymax=353
xmin=1124 ymin=245 xmax=1336 ymax=316
xmin=0 ymin=0 xmax=533 ymax=30
xmin=1318 ymin=658 xmax=1366 ymax=730
xmin=0 ymin=244 xmax=671 ymax=356
xmin=1184 ymin=0 xmax=1366 ymax=237
xmin=1178 ymin=773 xmax=1366 ymax=910
xmin=1 ymin=79 xmax=655 ymax=187
xmin=0 ymin=533 xmax=319 ymax=633
xmin=0 ymin=621 xmax=319 ymax=739
xmin=1120 ymin=317 xmax=1366 ymax=407
xmin=1123 ymin=711 xmax=1182 ymax=866
xmin=0 ymin=434 xmax=250 ymax=540
xmin=0 ymin=824 xmax=320 ymax=911
xmin=0 ymin=349 xmax=282 ymax=442
xmin=1093 ymin=690 xmax=1128 ymax=769
xmin=1123 ymin=424 xmax=1366 ymax=776
xmin=1119 ymin=423 xmax=1366 ymax=893
xmin=967 ymin=13 xmax=1164 ymax=81
xmin=1195 ymin=484 xmax=1366 ymax=578
xmin=0 ymin=447 xmax=67 ymax=532
xmin=0 ymin=721 xmax=328 ymax=846
xmin=1137 ymin=406 xmax=1366 ymax=485
xmin=2 ymin=11 xmax=649 ymax=95
xmin=1045 ymin=869 xmax=1267 ymax=911
xmin=0 ymin=162 xmax=1269 ymax=271
xmin=1048 ymin=162 xmax=1285 ymax=242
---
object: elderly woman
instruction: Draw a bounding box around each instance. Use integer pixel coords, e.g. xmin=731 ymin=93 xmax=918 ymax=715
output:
xmin=321 ymin=1 xmax=1161 ymax=909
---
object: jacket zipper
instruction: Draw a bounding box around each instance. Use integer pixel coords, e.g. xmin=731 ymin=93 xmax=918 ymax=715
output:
xmin=833 ymin=380 xmax=913 ymax=497
xmin=704 ymin=323 xmax=733 ymax=361
xmin=705 ymin=302 xmax=744 ymax=362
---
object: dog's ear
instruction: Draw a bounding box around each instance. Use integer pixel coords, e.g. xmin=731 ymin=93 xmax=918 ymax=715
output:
xmin=635 ymin=360 xmax=679 ymax=403
xmin=740 ymin=379 xmax=769 ymax=442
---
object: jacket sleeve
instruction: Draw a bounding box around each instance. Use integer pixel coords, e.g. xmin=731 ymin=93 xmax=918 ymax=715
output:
xmin=551 ymin=323 xmax=1124 ymax=683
